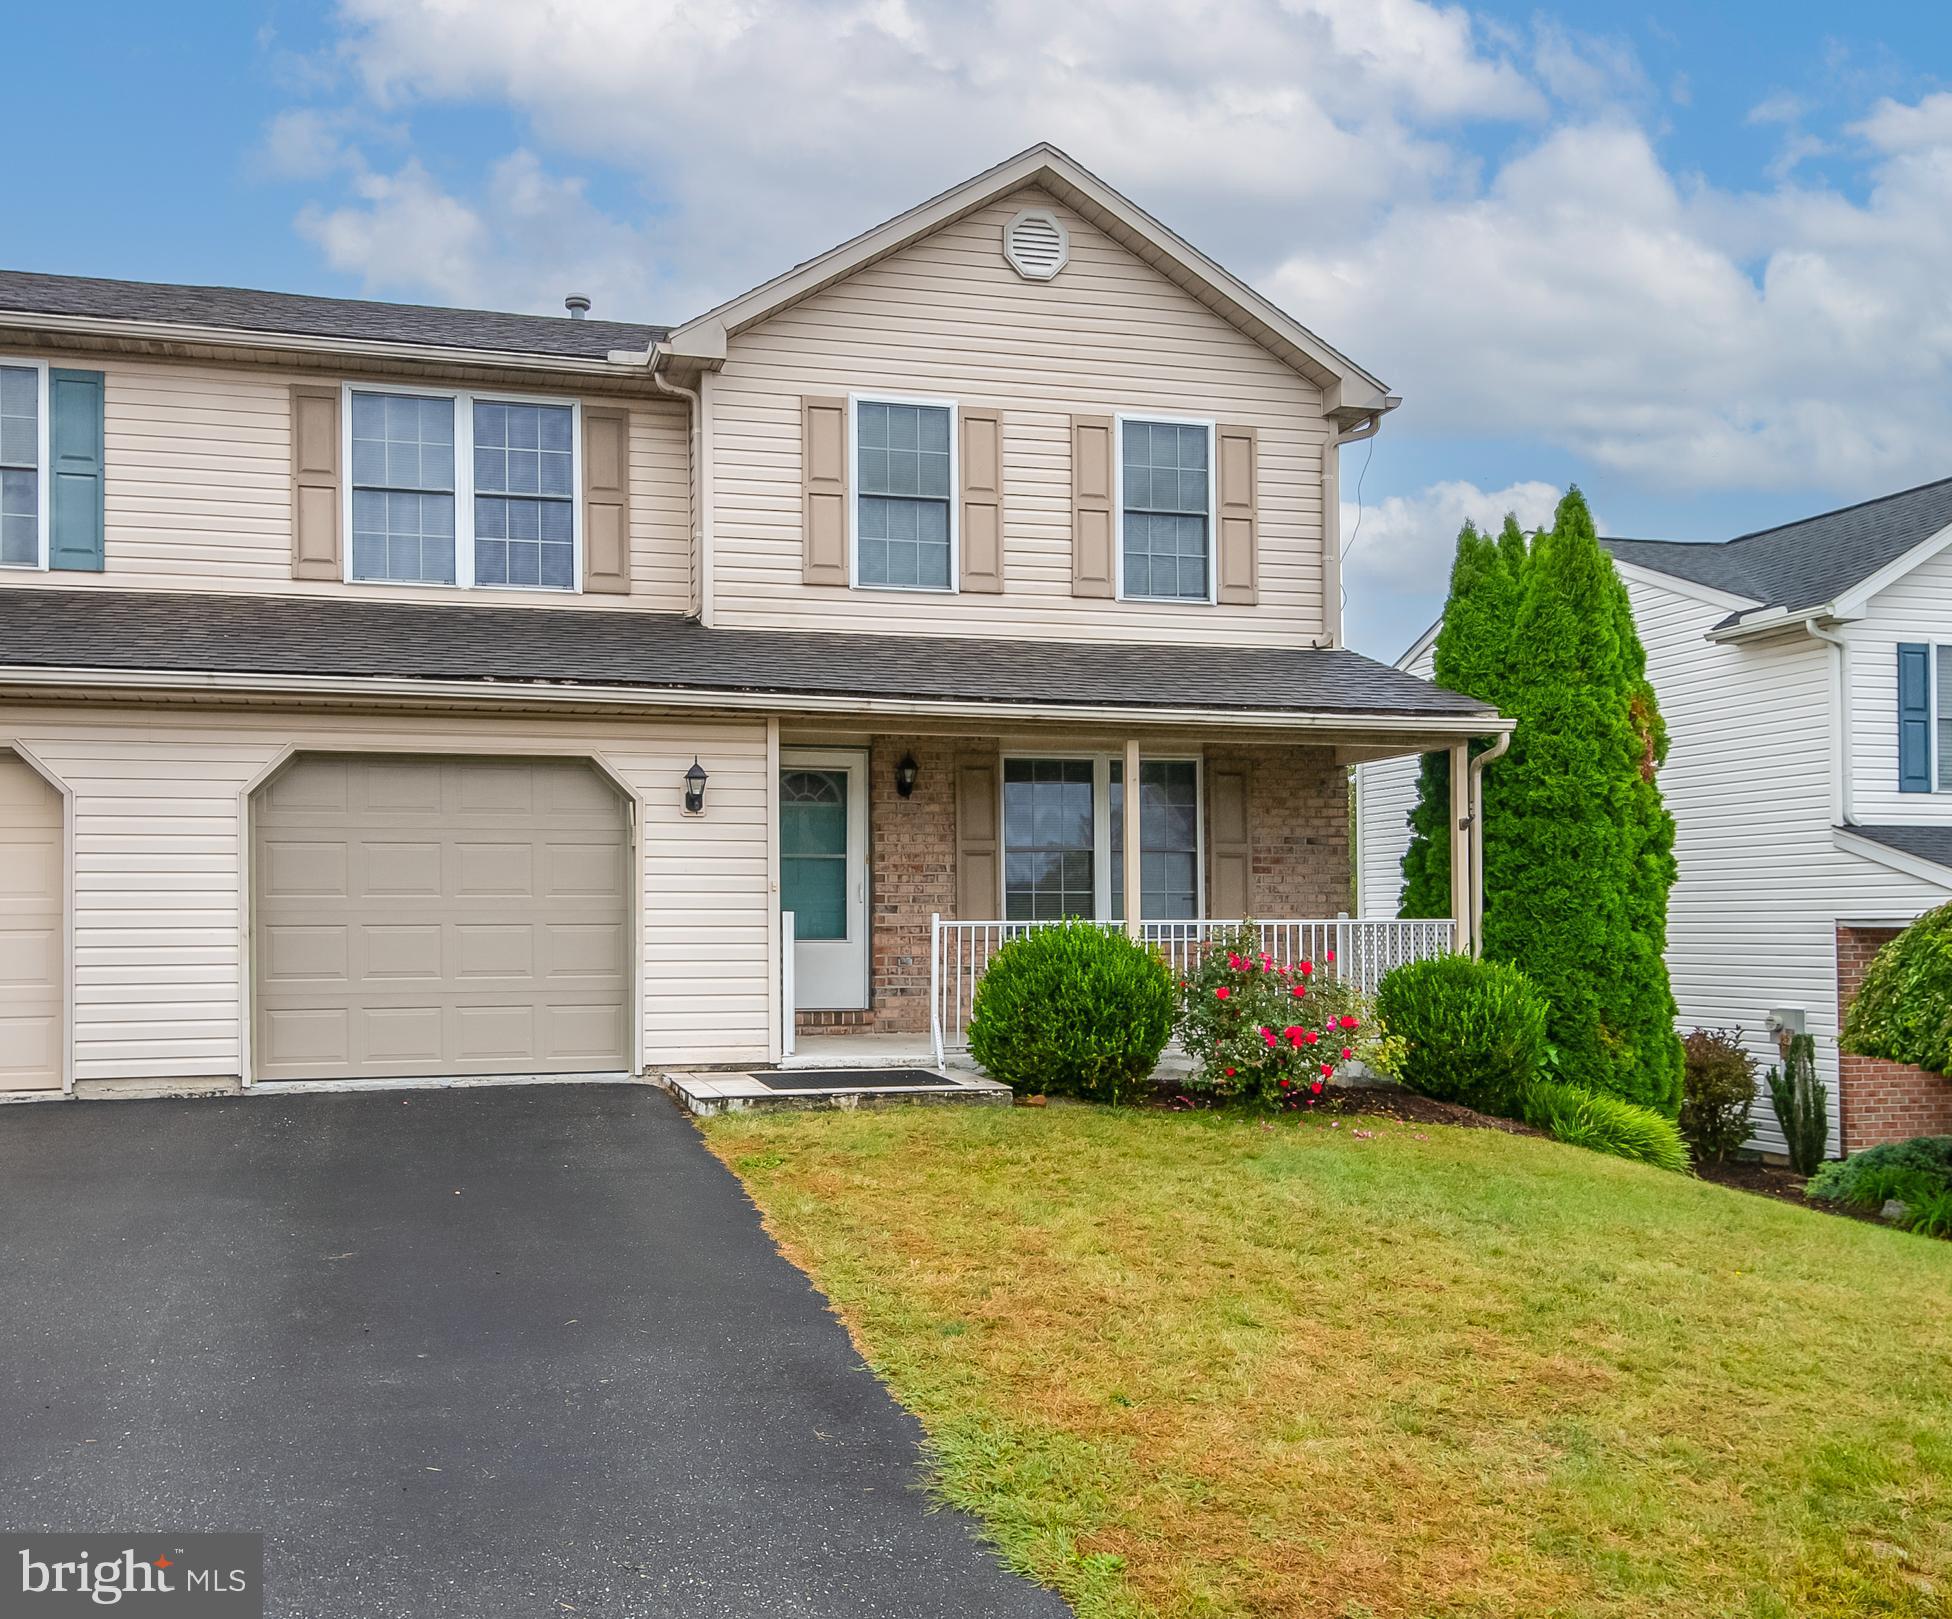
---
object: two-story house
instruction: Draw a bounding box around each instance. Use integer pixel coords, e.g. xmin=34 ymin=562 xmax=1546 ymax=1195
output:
xmin=0 ymin=145 xmax=1499 ymax=1100
xmin=1357 ymin=480 xmax=1952 ymax=1156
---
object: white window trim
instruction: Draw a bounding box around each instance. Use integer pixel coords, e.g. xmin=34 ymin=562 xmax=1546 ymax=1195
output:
xmin=847 ymin=391 xmax=959 ymax=595
xmin=340 ymin=381 xmax=583 ymax=594
xmin=998 ymin=750 xmax=1205 ymax=921
xmin=0 ymin=356 xmax=51 ymax=572
xmin=1934 ymin=644 xmax=1950 ymax=793
xmin=1113 ymin=411 xmax=1217 ymax=606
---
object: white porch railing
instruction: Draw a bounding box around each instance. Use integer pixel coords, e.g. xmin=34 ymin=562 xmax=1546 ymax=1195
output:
xmin=930 ymin=915 xmax=1456 ymax=1068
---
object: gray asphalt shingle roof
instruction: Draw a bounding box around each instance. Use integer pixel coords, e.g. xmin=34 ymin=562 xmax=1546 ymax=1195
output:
xmin=1602 ymin=476 xmax=1952 ymax=618
xmin=0 ymin=268 xmax=666 ymax=361
xmin=1840 ymin=823 xmax=1952 ymax=872
xmin=0 ymin=588 xmax=1495 ymax=721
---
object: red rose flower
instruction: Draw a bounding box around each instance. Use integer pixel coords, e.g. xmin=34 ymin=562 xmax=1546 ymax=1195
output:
xmin=1309 ymin=1080 xmax=1325 ymax=1096
xmin=1326 ymin=950 xmax=1336 ymax=962
xmin=1303 ymin=1030 xmax=1319 ymax=1045
xmin=1341 ymin=1047 xmax=1353 ymax=1059
xmin=1261 ymin=1026 xmax=1277 ymax=1047
xmin=1340 ymin=1015 xmax=1359 ymax=1031
xmin=1291 ymin=985 xmax=1307 ymax=998
xmin=1283 ymin=1025 xmax=1303 ymax=1047
xmin=1224 ymin=1067 xmax=1236 ymax=1077
xmin=1299 ymin=960 xmax=1313 ymax=975
xmin=1320 ymin=1062 xmax=1334 ymax=1077
xmin=1214 ymin=986 xmax=1230 ymax=1000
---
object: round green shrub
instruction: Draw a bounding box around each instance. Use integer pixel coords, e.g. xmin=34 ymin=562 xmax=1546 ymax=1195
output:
xmin=1373 ymin=953 xmax=1548 ymax=1117
xmin=967 ymin=922 xmax=1173 ymax=1103
xmin=1523 ymin=1080 xmax=1691 ymax=1173
xmin=1841 ymin=902 xmax=1952 ymax=1074
xmin=1678 ymin=1027 xmax=1758 ymax=1163
xmin=1804 ymin=1135 xmax=1952 ymax=1206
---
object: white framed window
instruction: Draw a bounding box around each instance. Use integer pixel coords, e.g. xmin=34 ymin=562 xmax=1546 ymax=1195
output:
xmin=0 ymin=358 xmax=49 ymax=570
xmin=1934 ymin=646 xmax=1952 ymax=791
xmin=1115 ymin=413 xmax=1215 ymax=603
xmin=850 ymin=393 xmax=957 ymax=592
xmin=342 ymin=384 xmax=581 ymax=592
xmin=1001 ymin=753 xmax=1203 ymax=922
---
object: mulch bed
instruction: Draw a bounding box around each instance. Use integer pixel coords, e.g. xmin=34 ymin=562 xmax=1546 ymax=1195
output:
xmin=1693 ymin=1157 xmax=1888 ymax=1225
xmin=1316 ymin=1085 xmax=1544 ymax=1136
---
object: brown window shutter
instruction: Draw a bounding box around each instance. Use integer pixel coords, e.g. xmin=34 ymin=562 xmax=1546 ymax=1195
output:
xmin=290 ymin=384 xmax=341 ymax=580
xmin=959 ymin=407 xmax=1005 ymax=593
xmin=802 ymin=396 xmax=849 ymax=586
xmin=1215 ymin=423 xmax=1258 ymax=605
xmin=1071 ymin=413 xmax=1114 ymax=597
xmin=581 ymin=406 xmax=632 ymax=594
xmin=955 ymin=761 xmax=1000 ymax=917
xmin=1209 ymin=767 xmax=1251 ymax=917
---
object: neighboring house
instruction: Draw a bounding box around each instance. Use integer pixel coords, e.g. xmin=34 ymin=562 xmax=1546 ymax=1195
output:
xmin=1357 ymin=480 xmax=1952 ymax=1155
xmin=0 ymin=144 xmax=1501 ymax=1100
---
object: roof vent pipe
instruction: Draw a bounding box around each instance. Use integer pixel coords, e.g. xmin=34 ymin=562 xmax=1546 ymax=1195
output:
xmin=564 ymin=294 xmax=592 ymax=320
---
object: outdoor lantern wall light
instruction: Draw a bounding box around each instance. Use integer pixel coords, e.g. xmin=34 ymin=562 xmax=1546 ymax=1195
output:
xmin=682 ymin=757 xmax=708 ymax=815
xmin=895 ymin=753 xmax=920 ymax=799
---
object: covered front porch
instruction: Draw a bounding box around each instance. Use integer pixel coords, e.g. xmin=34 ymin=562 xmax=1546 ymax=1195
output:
xmin=772 ymin=721 xmax=1498 ymax=1069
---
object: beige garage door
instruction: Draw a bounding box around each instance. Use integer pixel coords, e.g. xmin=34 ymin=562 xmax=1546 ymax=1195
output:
xmin=253 ymin=755 xmax=631 ymax=1082
xmin=0 ymin=752 xmax=63 ymax=1092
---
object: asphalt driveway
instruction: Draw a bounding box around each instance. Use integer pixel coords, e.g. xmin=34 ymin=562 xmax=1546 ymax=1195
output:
xmin=0 ymin=1085 xmax=1068 ymax=1618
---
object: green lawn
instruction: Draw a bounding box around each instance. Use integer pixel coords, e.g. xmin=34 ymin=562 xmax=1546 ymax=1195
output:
xmin=703 ymin=1103 xmax=1952 ymax=1619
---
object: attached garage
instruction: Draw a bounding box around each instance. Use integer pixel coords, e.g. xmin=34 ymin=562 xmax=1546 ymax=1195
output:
xmin=252 ymin=754 xmax=632 ymax=1083
xmin=0 ymin=752 xmax=63 ymax=1092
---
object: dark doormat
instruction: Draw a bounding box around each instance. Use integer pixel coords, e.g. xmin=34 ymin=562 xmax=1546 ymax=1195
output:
xmin=757 ymin=1068 xmax=955 ymax=1091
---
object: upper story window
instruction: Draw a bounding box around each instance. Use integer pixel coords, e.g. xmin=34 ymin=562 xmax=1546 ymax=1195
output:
xmin=1119 ymin=417 xmax=1213 ymax=602
xmin=0 ymin=362 xmax=45 ymax=568
xmin=346 ymin=386 xmax=579 ymax=592
xmin=854 ymin=397 xmax=954 ymax=591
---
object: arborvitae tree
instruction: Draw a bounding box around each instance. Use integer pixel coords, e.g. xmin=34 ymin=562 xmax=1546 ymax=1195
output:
xmin=1399 ymin=517 xmax=1527 ymax=917
xmin=1480 ymin=489 xmax=1682 ymax=1112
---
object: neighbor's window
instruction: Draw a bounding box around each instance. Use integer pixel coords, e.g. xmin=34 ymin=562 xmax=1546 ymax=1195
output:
xmin=0 ymin=364 xmax=42 ymax=568
xmin=350 ymin=391 xmax=457 ymax=585
xmin=1120 ymin=418 xmax=1211 ymax=601
xmin=855 ymin=398 xmax=952 ymax=590
xmin=473 ymin=400 xmax=575 ymax=589
xmin=1002 ymin=755 xmax=1202 ymax=921
xmin=1937 ymin=646 xmax=1952 ymax=791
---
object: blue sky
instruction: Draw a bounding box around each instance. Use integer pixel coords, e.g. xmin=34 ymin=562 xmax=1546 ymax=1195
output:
xmin=7 ymin=1 xmax=1951 ymax=656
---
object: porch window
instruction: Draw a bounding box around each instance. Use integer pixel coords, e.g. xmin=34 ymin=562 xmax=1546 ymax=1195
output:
xmin=1001 ymin=755 xmax=1201 ymax=921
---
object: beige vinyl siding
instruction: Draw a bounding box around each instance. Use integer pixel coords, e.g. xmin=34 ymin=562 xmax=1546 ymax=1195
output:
xmin=6 ymin=357 xmax=691 ymax=613
xmin=0 ymin=704 xmax=771 ymax=1080
xmin=710 ymin=186 xmax=1331 ymax=645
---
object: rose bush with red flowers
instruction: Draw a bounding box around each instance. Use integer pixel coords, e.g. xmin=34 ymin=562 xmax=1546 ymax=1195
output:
xmin=1176 ymin=924 xmax=1372 ymax=1108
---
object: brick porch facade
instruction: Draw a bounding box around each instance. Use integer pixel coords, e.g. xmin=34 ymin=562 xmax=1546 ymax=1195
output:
xmin=797 ymin=737 xmax=1351 ymax=1037
xmin=1835 ymin=923 xmax=1952 ymax=1151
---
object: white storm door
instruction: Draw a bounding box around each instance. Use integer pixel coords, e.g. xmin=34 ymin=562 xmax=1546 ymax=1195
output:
xmin=780 ymin=748 xmax=869 ymax=1010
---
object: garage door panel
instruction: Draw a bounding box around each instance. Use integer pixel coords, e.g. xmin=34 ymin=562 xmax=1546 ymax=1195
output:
xmin=254 ymin=755 xmax=629 ymax=1082
xmin=0 ymin=755 xmax=63 ymax=1092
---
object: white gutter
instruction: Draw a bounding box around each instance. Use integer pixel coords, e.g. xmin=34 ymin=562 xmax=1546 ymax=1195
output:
xmin=639 ymin=347 xmax=708 ymax=624
xmin=1803 ymin=617 xmax=1853 ymax=826
xmin=0 ymin=662 xmax=1510 ymax=739
xmin=0 ymin=308 xmax=642 ymax=381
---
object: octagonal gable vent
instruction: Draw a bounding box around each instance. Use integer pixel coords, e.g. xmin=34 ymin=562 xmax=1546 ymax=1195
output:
xmin=1004 ymin=208 xmax=1069 ymax=281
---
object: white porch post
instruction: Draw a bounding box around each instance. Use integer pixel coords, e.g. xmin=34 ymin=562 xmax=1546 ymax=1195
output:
xmin=1123 ymin=738 xmax=1143 ymax=939
xmin=1448 ymin=741 xmax=1472 ymax=956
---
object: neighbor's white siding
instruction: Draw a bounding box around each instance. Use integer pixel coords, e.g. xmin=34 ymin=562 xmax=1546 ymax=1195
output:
xmin=1351 ymin=571 xmax=1952 ymax=1155
xmin=8 ymin=356 xmax=692 ymax=614
xmin=0 ymin=704 xmax=773 ymax=1081
xmin=1844 ymin=542 xmax=1952 ymax=824
xmin=708 ymin=185 xmax=1333 ymax=646
xmin=1354 ymin=639 xmax=1435 ymax=916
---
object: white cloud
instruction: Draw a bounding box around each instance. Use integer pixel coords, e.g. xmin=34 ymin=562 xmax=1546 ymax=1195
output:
xmin=1273 ymin=111 xmax=1952 ymax=492
xmin=284 ymin=0 xmax=1540 ymax=316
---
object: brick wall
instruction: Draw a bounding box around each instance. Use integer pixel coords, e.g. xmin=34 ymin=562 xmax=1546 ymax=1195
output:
xmin=1205 ymin=743 xmax=1352 ymax=917
xmin=1835 ymin=923 xmax=1952 ymax=1151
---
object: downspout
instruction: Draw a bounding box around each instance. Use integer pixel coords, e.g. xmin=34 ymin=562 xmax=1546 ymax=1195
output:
xmin=1803 ymin=618 xmax=1851 ymax=825
xmin=1466 ymin=730 xmax=1511 ymax=957
xmin=1323 ymin=408 xmax=1388 ymax=651
xmin=645 ymin=353 xmax=707 ymax=625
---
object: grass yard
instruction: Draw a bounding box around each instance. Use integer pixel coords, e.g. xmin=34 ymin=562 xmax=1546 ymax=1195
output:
xmin=703 ymin=1103 xmax=1952 ymax=1619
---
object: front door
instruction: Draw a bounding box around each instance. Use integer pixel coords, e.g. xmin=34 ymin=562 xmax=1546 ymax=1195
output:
xmin=780 ymin=749 xmax=868 ymax=1010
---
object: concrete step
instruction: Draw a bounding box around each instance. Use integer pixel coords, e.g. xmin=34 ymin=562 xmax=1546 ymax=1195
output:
xmin=657 ymin=1068 xmax=1011 ymax=1117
